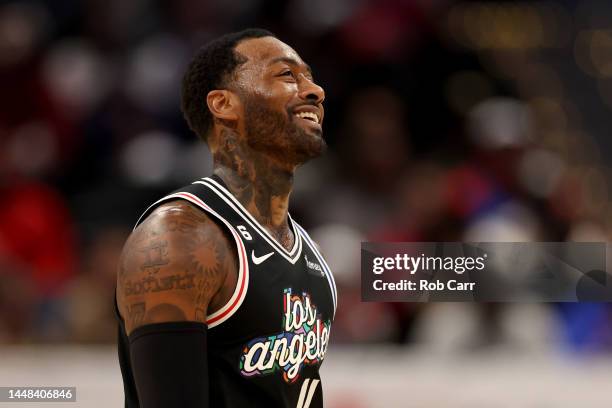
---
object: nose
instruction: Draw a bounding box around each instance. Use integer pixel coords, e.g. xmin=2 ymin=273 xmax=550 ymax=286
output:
xmin=298 ymin=75 xmax=325 ymax=104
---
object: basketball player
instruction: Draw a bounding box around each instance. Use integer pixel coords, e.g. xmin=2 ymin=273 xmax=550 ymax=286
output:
xmin=115 ymin=29 xmax=337 ymax=408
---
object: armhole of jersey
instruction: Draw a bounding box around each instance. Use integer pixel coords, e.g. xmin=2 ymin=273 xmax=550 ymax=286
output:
xmin=293 ymin=224 xmax=338 ymax=319
xmin=134 ymin=192 xmax=249 ymax=329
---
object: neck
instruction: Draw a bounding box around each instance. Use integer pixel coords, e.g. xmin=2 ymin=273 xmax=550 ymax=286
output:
xmin=212 ymin=127 xmax=295 ymax=244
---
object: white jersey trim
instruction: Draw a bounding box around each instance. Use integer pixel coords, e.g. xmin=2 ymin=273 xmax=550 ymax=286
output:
xmin=133 ymin=192 xmax=249 ymax=329
xmin=193 ymin=178 xmax=303 ymax=264
xmin=294 ymin=223 xmax=337 ymax=318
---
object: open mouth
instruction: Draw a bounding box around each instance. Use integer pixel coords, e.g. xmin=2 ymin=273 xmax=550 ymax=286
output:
xmin=294 ymin=111 xmax=320 ymax=123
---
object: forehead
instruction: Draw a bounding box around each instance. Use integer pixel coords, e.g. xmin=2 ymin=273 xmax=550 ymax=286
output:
xmin=234 ymin=36 xmax=304 ymax=68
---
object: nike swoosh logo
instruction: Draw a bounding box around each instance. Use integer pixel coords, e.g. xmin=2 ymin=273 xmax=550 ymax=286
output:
xmin=251 ymin=250 xmax=274 ymax=265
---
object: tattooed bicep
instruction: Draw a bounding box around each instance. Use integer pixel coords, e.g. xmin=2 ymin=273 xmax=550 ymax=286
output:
xmin=117 ymin=200 xmax=234 ymax=334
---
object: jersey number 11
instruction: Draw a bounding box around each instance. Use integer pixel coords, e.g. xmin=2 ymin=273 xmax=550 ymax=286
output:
xmin=296 ymin=378 xmax=319 ymax=408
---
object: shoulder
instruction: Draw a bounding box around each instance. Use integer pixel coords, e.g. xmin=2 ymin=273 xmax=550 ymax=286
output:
xmin=116 ymin=199 xmax=237 ymax=335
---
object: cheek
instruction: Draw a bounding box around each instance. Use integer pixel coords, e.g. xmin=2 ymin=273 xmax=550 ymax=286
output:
xmin=240 ymin=79 xmax=296 ymax=118
xmin=256 ymin=75 xmax=298 ymax=98
xmin=255 ymin=88 xmax=295 ymax=115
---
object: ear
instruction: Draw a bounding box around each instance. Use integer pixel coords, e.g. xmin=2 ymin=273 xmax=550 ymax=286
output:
xmin=206 ymin=90 xmax=240 ymax=122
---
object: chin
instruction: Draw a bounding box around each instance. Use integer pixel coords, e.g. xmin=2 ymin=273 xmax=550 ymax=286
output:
xmin=294 ymin=131 xmax=327 ymax=163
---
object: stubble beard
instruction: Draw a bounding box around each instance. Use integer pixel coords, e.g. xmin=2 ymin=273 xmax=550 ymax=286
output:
xmin=242 ymin=94 xmax=326 ymax=166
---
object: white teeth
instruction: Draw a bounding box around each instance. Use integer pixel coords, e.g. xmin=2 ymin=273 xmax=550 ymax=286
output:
xmin=295 ymin=111 xmax=319 ymax=123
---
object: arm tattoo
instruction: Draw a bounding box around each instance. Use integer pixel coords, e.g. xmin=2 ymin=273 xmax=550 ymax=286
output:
xmin=126 ymin=302 xmax=146 ymax=328
xmin=117 ymin=201 xmax=234 ymax=334
xmin=139 ymin=240 xmax=169 ymax=273
xmin=126 ymin=302 xmax=188 ymax=328
xmin=144 ymin=303 xmax=187 ymax=322
xmin=123 ymin=272 xmax=196 ymax=296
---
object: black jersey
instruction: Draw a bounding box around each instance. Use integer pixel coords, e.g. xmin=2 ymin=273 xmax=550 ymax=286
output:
xmin=115 ymin=175 xmax=337 ymax=408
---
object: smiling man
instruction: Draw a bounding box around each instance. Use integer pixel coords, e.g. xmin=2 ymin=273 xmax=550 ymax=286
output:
xmin=115 ymin=29 xmax=337 ymax=408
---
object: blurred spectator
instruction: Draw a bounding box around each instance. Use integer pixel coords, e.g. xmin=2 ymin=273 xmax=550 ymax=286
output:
xmin=64 ymin=226 xmax=129 ymax=343
xmin=0 ymin=162 xmax=76 ymax=342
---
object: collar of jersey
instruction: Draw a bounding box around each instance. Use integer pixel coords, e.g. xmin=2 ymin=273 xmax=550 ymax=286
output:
xmin=195 ymin=177 xmax=303 ymax=264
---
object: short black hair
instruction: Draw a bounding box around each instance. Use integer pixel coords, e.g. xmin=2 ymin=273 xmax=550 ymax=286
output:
xmin=181 ymin=28 xmax=275 ymax=142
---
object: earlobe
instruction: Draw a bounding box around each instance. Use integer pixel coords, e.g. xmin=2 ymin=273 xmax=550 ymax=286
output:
xmin=207 ymin=90 xmax=239 ymax=122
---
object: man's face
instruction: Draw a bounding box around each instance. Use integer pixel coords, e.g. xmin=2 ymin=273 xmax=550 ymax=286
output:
xmin=232 ymin=37 xmax=326 ymax=164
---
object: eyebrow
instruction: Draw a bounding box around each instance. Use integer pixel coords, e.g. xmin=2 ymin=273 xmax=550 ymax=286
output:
xmin=268 ymin=57 xmax=313 ymax=77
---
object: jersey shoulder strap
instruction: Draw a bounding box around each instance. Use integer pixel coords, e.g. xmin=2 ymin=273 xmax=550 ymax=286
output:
xmin=134 ymin=179 xmax=238 ymax=230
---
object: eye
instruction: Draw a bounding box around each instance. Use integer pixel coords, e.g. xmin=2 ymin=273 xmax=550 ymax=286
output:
xmin=279 ymin=70 xmax=295 ymax=78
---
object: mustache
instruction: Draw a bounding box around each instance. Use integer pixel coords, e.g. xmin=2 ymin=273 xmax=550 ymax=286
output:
xmin=287 ymin=101 xmax=320 ymax=113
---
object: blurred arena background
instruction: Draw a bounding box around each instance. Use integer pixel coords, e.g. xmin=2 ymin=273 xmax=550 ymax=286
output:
xmin=1 ymin=0 xmax=612 ymax=406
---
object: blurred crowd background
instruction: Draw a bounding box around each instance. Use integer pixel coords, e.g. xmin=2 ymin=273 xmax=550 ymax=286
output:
xmin=1 ymin=0 xmax=612 ymax=361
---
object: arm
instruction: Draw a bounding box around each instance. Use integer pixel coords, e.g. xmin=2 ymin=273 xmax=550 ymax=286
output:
xmin=116 ymin=200 xmax=236 ymax=407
